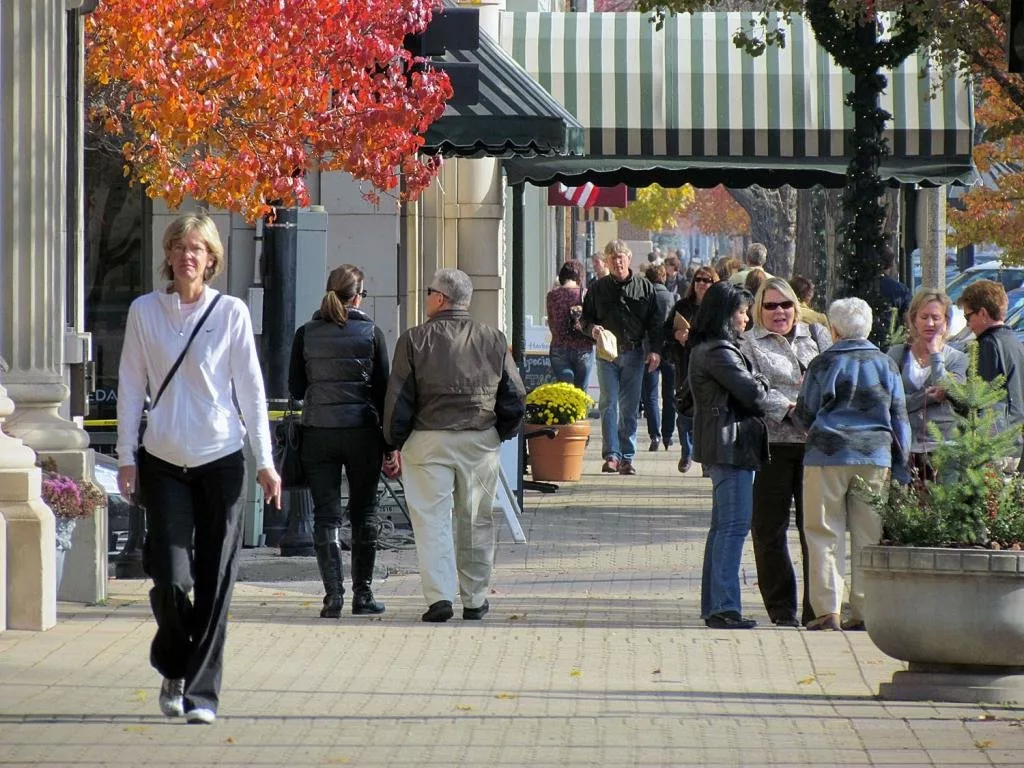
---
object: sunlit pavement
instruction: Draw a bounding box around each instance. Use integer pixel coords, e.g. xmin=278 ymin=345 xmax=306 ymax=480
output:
xmin=1 ymin=432 xmax=1022 ymax=766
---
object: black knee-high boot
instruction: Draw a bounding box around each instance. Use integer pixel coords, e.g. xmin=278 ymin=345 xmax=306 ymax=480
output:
xmin=350 ymin=523 xmax=384 ymax=615
xmin=314 ymin=525 xmax=345 ymax=618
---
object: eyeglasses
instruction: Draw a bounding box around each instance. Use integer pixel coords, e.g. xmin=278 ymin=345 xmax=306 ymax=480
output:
xmin=357 ymin=290 xmax=368 ymax=298
xmin=171 ymin=243 xmax=208 ymax=256
xmin=963 ymin=309 xmax=976 ymax=320
xmin=692 ymin=277 xmax=713 ymax=284
xmin=426 ymin=287 xmax=446 ymax=299
xmin=762 ymin=300 xmax=795 ymax=311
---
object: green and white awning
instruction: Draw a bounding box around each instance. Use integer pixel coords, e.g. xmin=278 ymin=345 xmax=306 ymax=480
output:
xmin=498 ymin=11 xmax=974 ymax=188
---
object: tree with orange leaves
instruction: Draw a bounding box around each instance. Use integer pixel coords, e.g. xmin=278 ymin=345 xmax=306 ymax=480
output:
xmin=680 ymin=186 xmax=751 ymax=238
xmin=949 ymin=79 xmax=1024 ymax=264
xmin=86 ymin=0 xmax=452 ymax=221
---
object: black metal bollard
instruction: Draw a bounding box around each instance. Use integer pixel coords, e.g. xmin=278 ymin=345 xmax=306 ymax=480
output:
xmin=277 ymin=486 xmax=316 ymax=556
xmin=114 ymin=501 xmax=147 ymax=578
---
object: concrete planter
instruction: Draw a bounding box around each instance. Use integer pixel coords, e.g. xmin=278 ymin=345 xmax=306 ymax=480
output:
xmin=860 ymin=545 xmax=1024 ymax=704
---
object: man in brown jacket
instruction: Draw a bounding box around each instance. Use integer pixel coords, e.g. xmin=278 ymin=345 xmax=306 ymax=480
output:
xmin=384 ymin=268 xmax=526 ymax=622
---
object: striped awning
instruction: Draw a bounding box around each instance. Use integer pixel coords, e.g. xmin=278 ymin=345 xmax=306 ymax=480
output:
xmin=498 ymin=11 xmax=974 ymax=187
xmin=421 ymin=26 xmax=585 ymax=158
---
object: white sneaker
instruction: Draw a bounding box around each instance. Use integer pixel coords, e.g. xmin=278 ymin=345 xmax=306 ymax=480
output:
xmin=158 ymin=678 xmax=185 ymax=717
xmin=185 ymin=707 xmax=216 ymax=724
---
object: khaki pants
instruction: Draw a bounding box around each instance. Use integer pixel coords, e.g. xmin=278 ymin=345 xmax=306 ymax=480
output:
xmin=802 ymin=464 xmax=888 ymax=621
xmin=401 ymin=428 xmax=501 ymax=609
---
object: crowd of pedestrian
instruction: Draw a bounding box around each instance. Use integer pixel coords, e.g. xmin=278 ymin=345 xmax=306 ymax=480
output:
xmin=119 ymin=219 xmax=1024 ymax=724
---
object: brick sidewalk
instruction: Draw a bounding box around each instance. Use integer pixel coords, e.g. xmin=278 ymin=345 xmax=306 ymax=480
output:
xmin=1 ymin=436 xmax=1022 ymax=766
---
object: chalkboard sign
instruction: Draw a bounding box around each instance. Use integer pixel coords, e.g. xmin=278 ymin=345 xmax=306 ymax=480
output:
xmin=520 ymin=352 xmax=556 ymax=393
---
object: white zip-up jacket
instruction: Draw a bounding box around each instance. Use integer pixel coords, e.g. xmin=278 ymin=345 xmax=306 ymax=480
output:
xmin=116 ymin=288 xmax=274 ymax=471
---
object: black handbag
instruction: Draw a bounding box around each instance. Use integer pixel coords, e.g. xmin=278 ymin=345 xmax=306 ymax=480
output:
xmin=273 ymin=405 xmax=306 ymax=487
xmin=134 ymin=294 xmax=223 ymax=507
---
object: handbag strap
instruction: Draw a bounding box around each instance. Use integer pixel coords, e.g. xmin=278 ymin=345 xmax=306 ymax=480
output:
xmin=150 ymin=293 xmax=223 ymax=410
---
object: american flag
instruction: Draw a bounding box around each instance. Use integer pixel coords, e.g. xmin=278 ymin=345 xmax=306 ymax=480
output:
xmin=555 ymin=182 xmax=599 ymax=208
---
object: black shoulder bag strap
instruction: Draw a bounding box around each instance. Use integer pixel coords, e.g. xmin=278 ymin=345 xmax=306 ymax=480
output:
xmin=150 ymin=293 xmax=223 ymax=411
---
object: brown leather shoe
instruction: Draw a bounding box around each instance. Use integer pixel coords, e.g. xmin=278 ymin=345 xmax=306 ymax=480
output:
xmin=601 ymin=458 xmax=620 ymax=473
xmin=618 ymin=460 xmax=637 ymax=475
xmin=806 ymin=613 xmax=841 ymax=631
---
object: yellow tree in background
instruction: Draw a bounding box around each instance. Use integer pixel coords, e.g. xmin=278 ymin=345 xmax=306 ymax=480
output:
xmin=618 ymin=184 xmax=695 ymax=231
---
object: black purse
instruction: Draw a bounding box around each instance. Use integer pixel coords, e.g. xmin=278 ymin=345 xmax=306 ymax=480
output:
xmin=134 ymin=294 xmax=223 ymax=507
xmin=273 ymin=403 xmax=306 ymax=488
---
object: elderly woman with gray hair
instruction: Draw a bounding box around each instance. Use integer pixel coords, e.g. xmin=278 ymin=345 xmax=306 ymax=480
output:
xmin=794 ymin=297 xmax=911 ymax=632
xmin=739 ymin=277 xmax=831 ymax=628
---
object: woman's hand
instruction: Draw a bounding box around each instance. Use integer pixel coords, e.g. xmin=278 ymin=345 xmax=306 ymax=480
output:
xmin=674 ymin=328 xmax=689 ymax=345
xmin=925 ymin=385 xmax=947 ymax=403
xmin=382 ymin=450 xmax=402 ymax=479
xmin=590 ymin=324 xmax=605 ymax=341
xmin=117 ymin=466 xmax=137 ymax=501
xmin=257 ymin=467 xmax=282 ymax=509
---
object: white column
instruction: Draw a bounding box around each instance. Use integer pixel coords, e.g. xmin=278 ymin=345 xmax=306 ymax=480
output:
xmin=1 ymin=0 xmax=92 ymax=622
xmin=1 ymin=1 xmax=90 ymax=458
xmin=916 ymin=186 xmax=947 ymax=291
xmin=0 ymin=370 xmax=55 ymax=631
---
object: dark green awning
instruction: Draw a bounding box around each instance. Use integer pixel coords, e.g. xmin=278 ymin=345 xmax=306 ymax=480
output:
xmin=421 ymin=30 xmax=584 ymax=158
xmin=498 ymin=11 xmax=974 ymax=187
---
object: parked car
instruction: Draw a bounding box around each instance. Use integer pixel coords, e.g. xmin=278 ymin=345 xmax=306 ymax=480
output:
xmin=945 ymin=261 xmax=1024 ymax=303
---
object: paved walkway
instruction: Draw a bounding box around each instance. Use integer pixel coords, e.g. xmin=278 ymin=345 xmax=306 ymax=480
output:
xmin=2 ymin=437 xmax=1023 ymax=766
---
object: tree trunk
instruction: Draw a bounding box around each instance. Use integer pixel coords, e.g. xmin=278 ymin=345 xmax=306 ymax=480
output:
xmin=794 ymin=188 xmax=816 ymax=280
xmin=728 ymin=185 xmax=797 ymax=278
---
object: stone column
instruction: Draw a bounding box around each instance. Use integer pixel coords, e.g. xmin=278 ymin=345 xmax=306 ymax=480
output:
xmin=916 ymin=186 xmax=947 ymax=292
xmin=1 ymin=1 xmax=93 ymax=619
xmin=0 ymin=367 xmax=55 ymax=631
xmin=1 ymin=1 xmax=91 ymax=461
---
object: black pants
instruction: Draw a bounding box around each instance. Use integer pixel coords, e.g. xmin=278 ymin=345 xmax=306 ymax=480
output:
xmin=751 ymin=443 xmax=813 ymax=625
xmin=141 ymin=450 xmax=245 ymax=714
xmin=301 ymin=426 xmax=383 ymax=544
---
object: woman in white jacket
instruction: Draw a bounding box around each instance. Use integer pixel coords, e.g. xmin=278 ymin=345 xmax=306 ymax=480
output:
xmin=116 ymin=213 xmax=281 ymax=725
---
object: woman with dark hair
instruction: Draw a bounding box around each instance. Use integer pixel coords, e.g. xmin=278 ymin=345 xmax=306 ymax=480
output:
xmin=546 ymin=258 xmax=595 ymax=390
xmin=689 ymin=281 xmax=770 ymax=630
xmin=663 ymin=265 xmax=719 ymax=472
xmin=289 ymin=264 xmax=395 ymax=619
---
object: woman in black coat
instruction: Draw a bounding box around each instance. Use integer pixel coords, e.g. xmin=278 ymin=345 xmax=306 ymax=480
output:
xmin=689 ymin=281 xmax=770 ymax=630
xmin=288 ymin=265 xmax=397 ymax=618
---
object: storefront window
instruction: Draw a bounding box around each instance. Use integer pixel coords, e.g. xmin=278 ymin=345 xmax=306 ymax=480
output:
xmin=83 ymin=148 xmax=149 ymax=429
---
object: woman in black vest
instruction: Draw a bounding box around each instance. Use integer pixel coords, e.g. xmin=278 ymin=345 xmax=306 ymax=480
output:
xmin=288 ymin=264 xmax=396 ymax=618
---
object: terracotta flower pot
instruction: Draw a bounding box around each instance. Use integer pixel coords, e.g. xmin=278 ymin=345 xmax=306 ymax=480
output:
xmin=525 ymin=421 xmax=591 ymax=481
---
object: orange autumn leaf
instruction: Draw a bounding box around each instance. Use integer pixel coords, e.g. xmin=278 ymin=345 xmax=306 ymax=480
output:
xmin=86 ymin=0 xmax=453 ymax=221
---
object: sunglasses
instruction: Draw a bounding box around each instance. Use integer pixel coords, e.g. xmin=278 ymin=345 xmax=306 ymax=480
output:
xmin=963 ymin=309 xmax=976 ymax=320
xmin=426 ymin=287 xmax=447 ymax=298
xmin=358 ymin=290 xmax=368 ymax=298
xmin=692 ymin=277 xmax=713 ymax=284
xmin=762 ymin=300 xmax=795 ymax=311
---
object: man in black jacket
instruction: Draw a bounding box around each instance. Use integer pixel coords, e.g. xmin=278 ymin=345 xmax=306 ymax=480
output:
xmin=384 ymin=268 xmax=526 ymax=623
xmin=958 ymin=280 xmax=1024 ymax=470
xmin=582 ymin=240 xmax=664 ymax=475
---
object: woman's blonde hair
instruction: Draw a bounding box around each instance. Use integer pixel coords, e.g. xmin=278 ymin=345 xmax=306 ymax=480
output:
xmin=753 ymin=277 xmax=802 ymax=328
xmin=906 ymin=288 xmax=953 ymax=342
xmin=160 ymin=213 xmax=225 ymax=283
xmin=320 ymin=264 xmax=364 ymax=325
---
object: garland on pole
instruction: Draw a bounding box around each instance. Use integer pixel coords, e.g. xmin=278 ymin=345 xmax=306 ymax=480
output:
xmin=804 ymin=0 xmax=927 ymax=337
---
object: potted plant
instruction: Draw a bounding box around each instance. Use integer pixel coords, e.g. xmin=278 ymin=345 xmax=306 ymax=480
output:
xmin=524 ymin=382 xmax=594 ymax=482
xmin=858 ymin=347 xmax=1024 ymax=703
xmin=39 ymin=457 xmax=106 ymax=592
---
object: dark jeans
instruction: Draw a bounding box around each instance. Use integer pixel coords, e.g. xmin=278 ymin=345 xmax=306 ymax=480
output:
xmin=676 ymin=413 xmax=694 ymax=462
xmin=301 ymin=426 xmax=383 ymax=546
xmin=751 ymin=443 xmax=813 ymax=625
xmin=702 ymin=464 xmax=755 ymax=618
xmin=641 ymin=360 xmax=676 ymax=442
xmin=141 ymin=450 xmax=245 ymax=714
xmin=549 ymin=346 xmax=594 ymax=391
